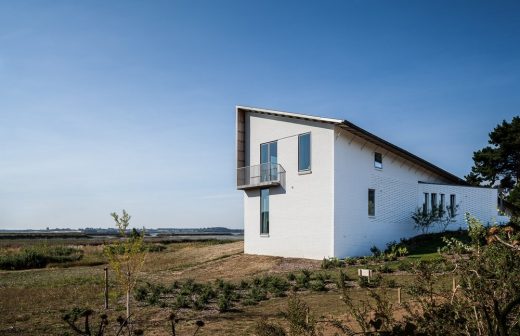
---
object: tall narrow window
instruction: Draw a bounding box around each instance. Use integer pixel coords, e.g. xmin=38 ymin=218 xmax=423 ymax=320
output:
xmin=450 ymin=194 xmax=456 ymax=217
xmin=260 ymin=189 xmax=269 ymax=235
xmin=423 ymin=193 xmax=429 ymax=215
xmin=368 ymin=189 xmax=375 ymax=216
xmin=298 ymin=133 xmax=311 ymax=172
xmin=440 ymin=194 xmax=445 ymax=217
xmin=374 ymin=152 xmax=383 ymax=169
xmin=431 ymin=193 xmax=437 ymax=213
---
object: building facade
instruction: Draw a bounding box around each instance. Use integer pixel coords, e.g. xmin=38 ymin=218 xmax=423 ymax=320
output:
xmin=236 ymin=106 xmax=500 ymax=259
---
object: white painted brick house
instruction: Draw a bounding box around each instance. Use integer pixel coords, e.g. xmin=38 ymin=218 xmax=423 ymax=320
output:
xmin=236 ymin=106 xmax=500 ymax=260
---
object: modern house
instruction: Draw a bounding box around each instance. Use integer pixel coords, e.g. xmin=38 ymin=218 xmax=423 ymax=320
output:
xmin=236 ymin=106 xmax=501 ymax=260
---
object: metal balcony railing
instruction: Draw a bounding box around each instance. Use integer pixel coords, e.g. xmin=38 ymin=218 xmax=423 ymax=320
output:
xmin=237 ymin=163 xmax=286 ymax=190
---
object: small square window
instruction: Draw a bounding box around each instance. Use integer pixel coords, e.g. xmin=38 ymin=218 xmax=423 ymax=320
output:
xmin=374 ymin=152 xmax=383 ymax=169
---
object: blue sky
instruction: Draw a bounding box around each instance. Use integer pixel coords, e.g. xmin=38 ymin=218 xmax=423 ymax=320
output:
xmin=0 ymin=1 xmax=519 ymax=229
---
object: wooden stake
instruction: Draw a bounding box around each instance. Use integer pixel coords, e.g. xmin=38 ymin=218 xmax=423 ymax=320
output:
xmin=397 ymin=287 xmax=401 ymax=304
xmin=452 ymin=277 xmax=456 ymax=293
xmin=104 ymin=267 xmax=109 ymax=309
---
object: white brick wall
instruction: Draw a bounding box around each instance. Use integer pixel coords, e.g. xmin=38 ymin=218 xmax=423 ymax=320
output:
xmin=243 ymin=112 xmax=335 ymax=259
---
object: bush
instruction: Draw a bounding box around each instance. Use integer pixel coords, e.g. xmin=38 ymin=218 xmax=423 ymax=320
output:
xmin=336 ymin=270 xmax=349 ymax=289
xmin=344 ymin=257 xmax=357 ymax=265
xmin=286 ymin=272 xmax=296 ymax=281
xmin=240 ymin=279 xmax=250 ymax=289
xmin=309 ymin=279 xmax=326 ymax=292
xmin=217 ymin=293 xmax=232 ymax=312
xmin=378 ymin=264 xmax=393 ymax=273
xmin=266 ymin=276 xmax=290 ymax=295
xmin=175 ymin=294 xmax=189 ymax=308
xmin=246 ymin=286 xmax=268 ymax=303
xmin=384 ymin=278 xmax=397 ymax=288
xmin=146 ymin=244 xmax=167 ymax=252
xmin=321 ymin=257 xmax=344 ymax=269
xmin=397 ymin=260 xmax=413 ymax=272
xmin=0 ymin=246 xmax=83 ymax=270
xmin=254 ymin=320 xmax=287 ymax=336
xmin=370 ymin=245 xmax=381 ymax=257
xmin=295 ymin=273 xmax=310 ymax=289
xmin=134 ymin=285 xmax=149 ymax=302
xmin=357 ymin=274 xmax=382 ymax=288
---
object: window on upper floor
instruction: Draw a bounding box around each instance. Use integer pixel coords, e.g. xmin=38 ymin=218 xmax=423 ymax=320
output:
xmin=298 ymin=133 xmax=311 ymax=172
xmin=368 ymin=189 xmax=375 ymax=216
xmin=374 ymin=152 xmax=383 ymax=169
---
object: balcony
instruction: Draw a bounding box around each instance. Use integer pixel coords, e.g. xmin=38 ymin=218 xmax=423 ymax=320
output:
xmin=237 ymin=163 xmax=286 ymax=190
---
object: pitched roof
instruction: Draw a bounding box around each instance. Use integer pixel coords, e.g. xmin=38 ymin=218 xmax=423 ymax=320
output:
xmin=236 ymin=105 xmax=468 ymax=185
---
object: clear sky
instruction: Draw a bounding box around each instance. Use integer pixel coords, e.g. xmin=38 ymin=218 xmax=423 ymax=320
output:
xmin=1 ymin=1 xmax=519 ymax=230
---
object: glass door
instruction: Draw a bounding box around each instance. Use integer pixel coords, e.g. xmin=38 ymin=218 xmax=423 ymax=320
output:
xmin=260 ymin=141 xmax=277 ymax=182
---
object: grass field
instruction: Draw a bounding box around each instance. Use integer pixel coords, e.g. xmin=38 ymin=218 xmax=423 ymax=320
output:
xmin=0 ymin=235 xmax=456 ymax=335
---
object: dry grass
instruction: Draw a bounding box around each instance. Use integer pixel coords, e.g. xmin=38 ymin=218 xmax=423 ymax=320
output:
xmin=0 ymin=238 xmax=441 ymax=335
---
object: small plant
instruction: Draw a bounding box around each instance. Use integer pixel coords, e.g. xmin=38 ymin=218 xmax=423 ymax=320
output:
xmin=175 ymin=294 xmax=190 ymax=308
xmin=295 ymin=272 xmax=311 ymax=289
xmin=239 ymin=279 xmax=250 ymax=289
xmin=344 ymin=257 xmax=357 ymax=265
xmin=284 ymin=296 xmax=317 ymax=336
xmin=336 ymin=270 xmax=349 ymax=290
xmin=384 ymin=278 xmax=397 ymax=288
xmin=286 ymin=272 xmax=296 ymax=281
xmin=378 ymin=264 xmax=393 ymax=273
xmin=254 ymin=320 xmax=287 ymax=336
xmin=396 ymin=260 xmax=413 ymax=272
xmin=309 ymin=279 xmax=326 ymax=292
xmin=217 ymin=293 xmax=232 ymax=312
xmin=321 ymin=257 xmax=344 ymax=269
xmin=358 ymin=274 xmax=381 ymax=288
xmin=370 ymin=245 xmax=381 ymax=257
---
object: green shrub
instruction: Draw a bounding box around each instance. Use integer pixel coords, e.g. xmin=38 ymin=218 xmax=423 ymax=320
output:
xmin=0 ymin=246 xmax=83 ymax=270
xmin=397 ymin=260 xmax=413 ymax=272
xmin=309 ymin=279 xmax=326 ymax=292
xmin=265 ymin=276 xmax=289 ymax=295
xmin=134 ymin=285 xmax=149 ymax=301
xmin=357 ymin=274 xmax=382 ymax=288
xmin=336 ymin=270 xmax=349 ymax=289
xmin=175 ymin=294 xmax=190 ymax=308
xmin=295 ymin=273 xmax=310 ymax=289
xmin=240 ymin=279 xmax=250 ymax=289
xmin=378 ymin=264 xmax=393 ymax=273
xmin=384 ymin=278 xmax=397 ymax=288
xmin=146 ymin=244 xmax=167 ymax=253
xmin=370 ymin=245 xmax=381 ymax=257
xmin=286 ymin=272 xmax=296 ymax=281
xmin=344 ymin=257 xmax=357 ymax=265
xmin=254 ymin=320 xmax=287 ymax=336
xmin=217 ymin=293 xmax=232 ymax=312
xmin=321 ymin=257 xmax=344 ymax=269
xmin=247 ymin=286 xmax=268 ymax=302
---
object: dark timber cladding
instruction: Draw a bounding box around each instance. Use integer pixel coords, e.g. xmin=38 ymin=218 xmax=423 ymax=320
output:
xmin=236 ymin=108 xmax=246 ymax=170
xmin=235 ymin=106 xmax=468 ymax=186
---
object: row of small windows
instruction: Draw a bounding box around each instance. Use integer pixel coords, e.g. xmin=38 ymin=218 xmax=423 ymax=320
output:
xmin=367 ymin=190 xmax=457 ymax=217
xmin=423 ymin=192 xmax=456 ymax=217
